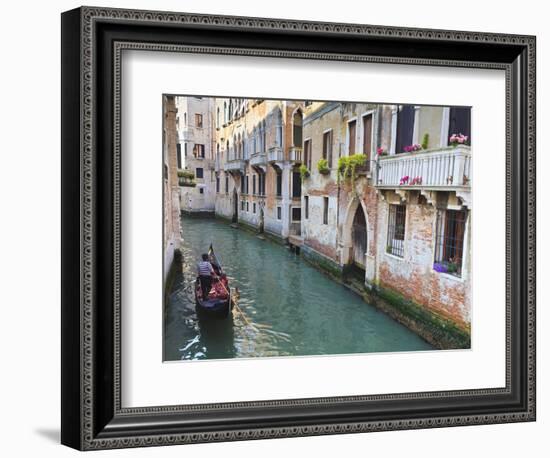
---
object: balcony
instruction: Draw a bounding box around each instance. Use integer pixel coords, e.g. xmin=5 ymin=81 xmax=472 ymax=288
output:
xmin=250 ymin=151 xmax=267 ymax=168
xmin=268 ymin=146 xmax=284 ymax=163
xmin=205 ymin=159 xmax=215 ymax=171
xmin=179 ymin=128 xmax=193 ymax=142
xmin=289 ymin=146 xmax=303 ymax=164
xmin=375 ymin=145 xmax=471 ymax=190
xmin=224 ymin=159 xmax=246 ymax=174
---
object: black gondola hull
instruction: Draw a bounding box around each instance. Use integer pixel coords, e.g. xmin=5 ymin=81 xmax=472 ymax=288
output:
xmin=195 ymin=277 xmax=232 ymax=320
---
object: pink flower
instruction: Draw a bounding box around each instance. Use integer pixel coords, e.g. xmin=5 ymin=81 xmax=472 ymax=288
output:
xmin=403 ymin=144 xmax=422 ymax=153
xmin=450 ymin=133 xmax=469 ymax=145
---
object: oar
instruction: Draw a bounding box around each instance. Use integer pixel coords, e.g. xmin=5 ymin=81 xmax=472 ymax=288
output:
xmin=208 ymin=245 xmax=251 ymax=326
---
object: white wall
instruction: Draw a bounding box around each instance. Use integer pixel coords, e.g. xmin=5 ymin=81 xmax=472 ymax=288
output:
xmin=0 ymin=1 xmax=546 ymax=457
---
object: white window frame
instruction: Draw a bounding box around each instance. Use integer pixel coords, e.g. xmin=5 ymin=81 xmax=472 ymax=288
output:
xmin=412 ymin=105 xmax=421 ymax=145
xmin=390 ymin=106 xmax=398 ymax=155
xmin=440 ymin=107 xmax=451 ymax=147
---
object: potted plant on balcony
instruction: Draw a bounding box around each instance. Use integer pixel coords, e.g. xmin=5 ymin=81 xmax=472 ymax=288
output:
xmin=337 ymin=154 xmax=367 ymax=187
xmin=177 ymin=169 xmax=196 ymax=187
xmin=421 ymin=133 xmax=430 ymax=150
xmin=299 ymin=164 xmax=310 ymax=181
xmin=449 ymin=133 xmax=469 ymax=147
xmin=403 ymin=144 xmax=423 ymax=153
xmin=317 ymin=158 xmax=330 ymax=175
xmin=376 ymin=147 xmax=388 ymax=157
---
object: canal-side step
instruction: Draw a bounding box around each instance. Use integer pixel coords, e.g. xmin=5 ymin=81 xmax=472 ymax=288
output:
xmin=229 ymin=223 xmax=239 ymax=229
xmin=343 ymin=276 xmax=369 ymax=298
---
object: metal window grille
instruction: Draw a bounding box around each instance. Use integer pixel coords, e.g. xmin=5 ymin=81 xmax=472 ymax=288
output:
xmin=323 ymin=197 xmax=329 ymax=225
xmin=387 ymin=204 xmax=406 ymax=257
xmin=434 ymin=209 xmax=467 ymax=276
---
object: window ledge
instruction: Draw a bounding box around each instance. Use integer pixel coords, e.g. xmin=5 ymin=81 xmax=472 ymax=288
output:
xmin=384 ymin=252 xmax=405 ymax=261
xmin=434 ymin=271 xmax=465 ymax=283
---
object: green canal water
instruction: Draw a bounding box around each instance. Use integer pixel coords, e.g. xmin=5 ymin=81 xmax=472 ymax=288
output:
xmin=164 ymin=217 xmax=434 ymax=361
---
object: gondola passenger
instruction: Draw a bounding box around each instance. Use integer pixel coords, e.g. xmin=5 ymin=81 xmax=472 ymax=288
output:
xmin=197 ymin=253 xmax=215 ymax=300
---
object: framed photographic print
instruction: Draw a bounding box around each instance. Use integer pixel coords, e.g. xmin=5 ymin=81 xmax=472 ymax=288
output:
xmin=61 ymin=6 xmax=536 ymax=450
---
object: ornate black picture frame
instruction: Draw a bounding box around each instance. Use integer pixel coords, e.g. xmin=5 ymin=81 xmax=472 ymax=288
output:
xmin=61 ymin=6 xmax=536 ymax=450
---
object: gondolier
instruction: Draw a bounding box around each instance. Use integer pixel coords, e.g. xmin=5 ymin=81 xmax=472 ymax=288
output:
xmin=197 ymin=253 xmax=215 ymax=300
xmin=195 ymin=245 xmax=233 ymax=320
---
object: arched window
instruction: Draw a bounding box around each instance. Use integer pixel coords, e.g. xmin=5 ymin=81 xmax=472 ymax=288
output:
xmin=237 ymin=133 xmax=242 ymax=159
xmin=225 ymin=140 xmax=229 ymax=160
xmin=293 ymin=110 xmax=303 ymax=147
xmin=275 ymin=108 xmax=283 ymax=147
xmin=216 ymin=107 xmax=220 ymax=128
xmin=223 ymin=102 xmax=227 ymax=123
xmin=251 ymin=128 xmax=256 ymax=155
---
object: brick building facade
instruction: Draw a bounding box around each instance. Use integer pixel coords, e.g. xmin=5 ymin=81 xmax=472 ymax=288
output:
xmin=163 ymin=95 xmax=183 ymax=283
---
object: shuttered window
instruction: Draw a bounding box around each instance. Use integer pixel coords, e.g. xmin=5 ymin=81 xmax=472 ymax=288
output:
xmin=322 ymin=131 xmax=333 ymax=168
xmin=362 ymin=114 xmax=372 ymax=170
xmin=395 ymin=105 xmax=415 ymax=154
xmin=348 ymin=120 xmax=356 ymax=155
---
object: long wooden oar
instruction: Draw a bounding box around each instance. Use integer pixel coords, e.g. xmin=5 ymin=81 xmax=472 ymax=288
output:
xmin=209 ymin=245 xmax=251 ymax=326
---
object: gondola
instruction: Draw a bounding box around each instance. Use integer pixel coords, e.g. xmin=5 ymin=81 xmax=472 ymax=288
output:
xmin=195 ymin=245 xmax=233 ymax=320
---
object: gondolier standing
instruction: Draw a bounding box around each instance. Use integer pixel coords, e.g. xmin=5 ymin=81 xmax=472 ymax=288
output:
xmin=197 ymin=253 xmax=215 ymax=300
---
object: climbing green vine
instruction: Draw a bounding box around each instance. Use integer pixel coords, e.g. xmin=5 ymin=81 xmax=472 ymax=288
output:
xmin=299 ymin=164 xmax=310 ymax=181
xmin=337 ymin=153 xmax=367 ymax=189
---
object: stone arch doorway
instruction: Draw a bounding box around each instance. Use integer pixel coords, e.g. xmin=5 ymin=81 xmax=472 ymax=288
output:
xmin=351 ymin=205 xmax=367 ymax=269
xmin=232 ymin=188 xmax=238 ymax=223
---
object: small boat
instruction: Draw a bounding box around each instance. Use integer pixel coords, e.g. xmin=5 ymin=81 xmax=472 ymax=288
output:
xmin=195 ymin=245 xmax=232 ymax=320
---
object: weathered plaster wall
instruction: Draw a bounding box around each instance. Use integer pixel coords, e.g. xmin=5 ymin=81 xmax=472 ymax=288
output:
xmin=163 ymin=95 xmax=183 ymax=283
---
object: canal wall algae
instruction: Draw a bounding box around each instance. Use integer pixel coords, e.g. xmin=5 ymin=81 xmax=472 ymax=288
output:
xmin=301 ymin=237 xmax=470 ymax=350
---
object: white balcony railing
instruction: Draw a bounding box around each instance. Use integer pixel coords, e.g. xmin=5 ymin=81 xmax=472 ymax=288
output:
xmin=375 ymin=145 xmax=471 ymax=190
xmin=250 ymin=151 xmax=267 ymax=167
xmin=268 ymin=146 xmax=284 ymax=163
xmin=289 ymin=146 xmax=303 ymax=163
xmin=224 ymin=159 xmax=246 ymax=174
xmin=179 ymin=128 xmax=193 ymax=142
